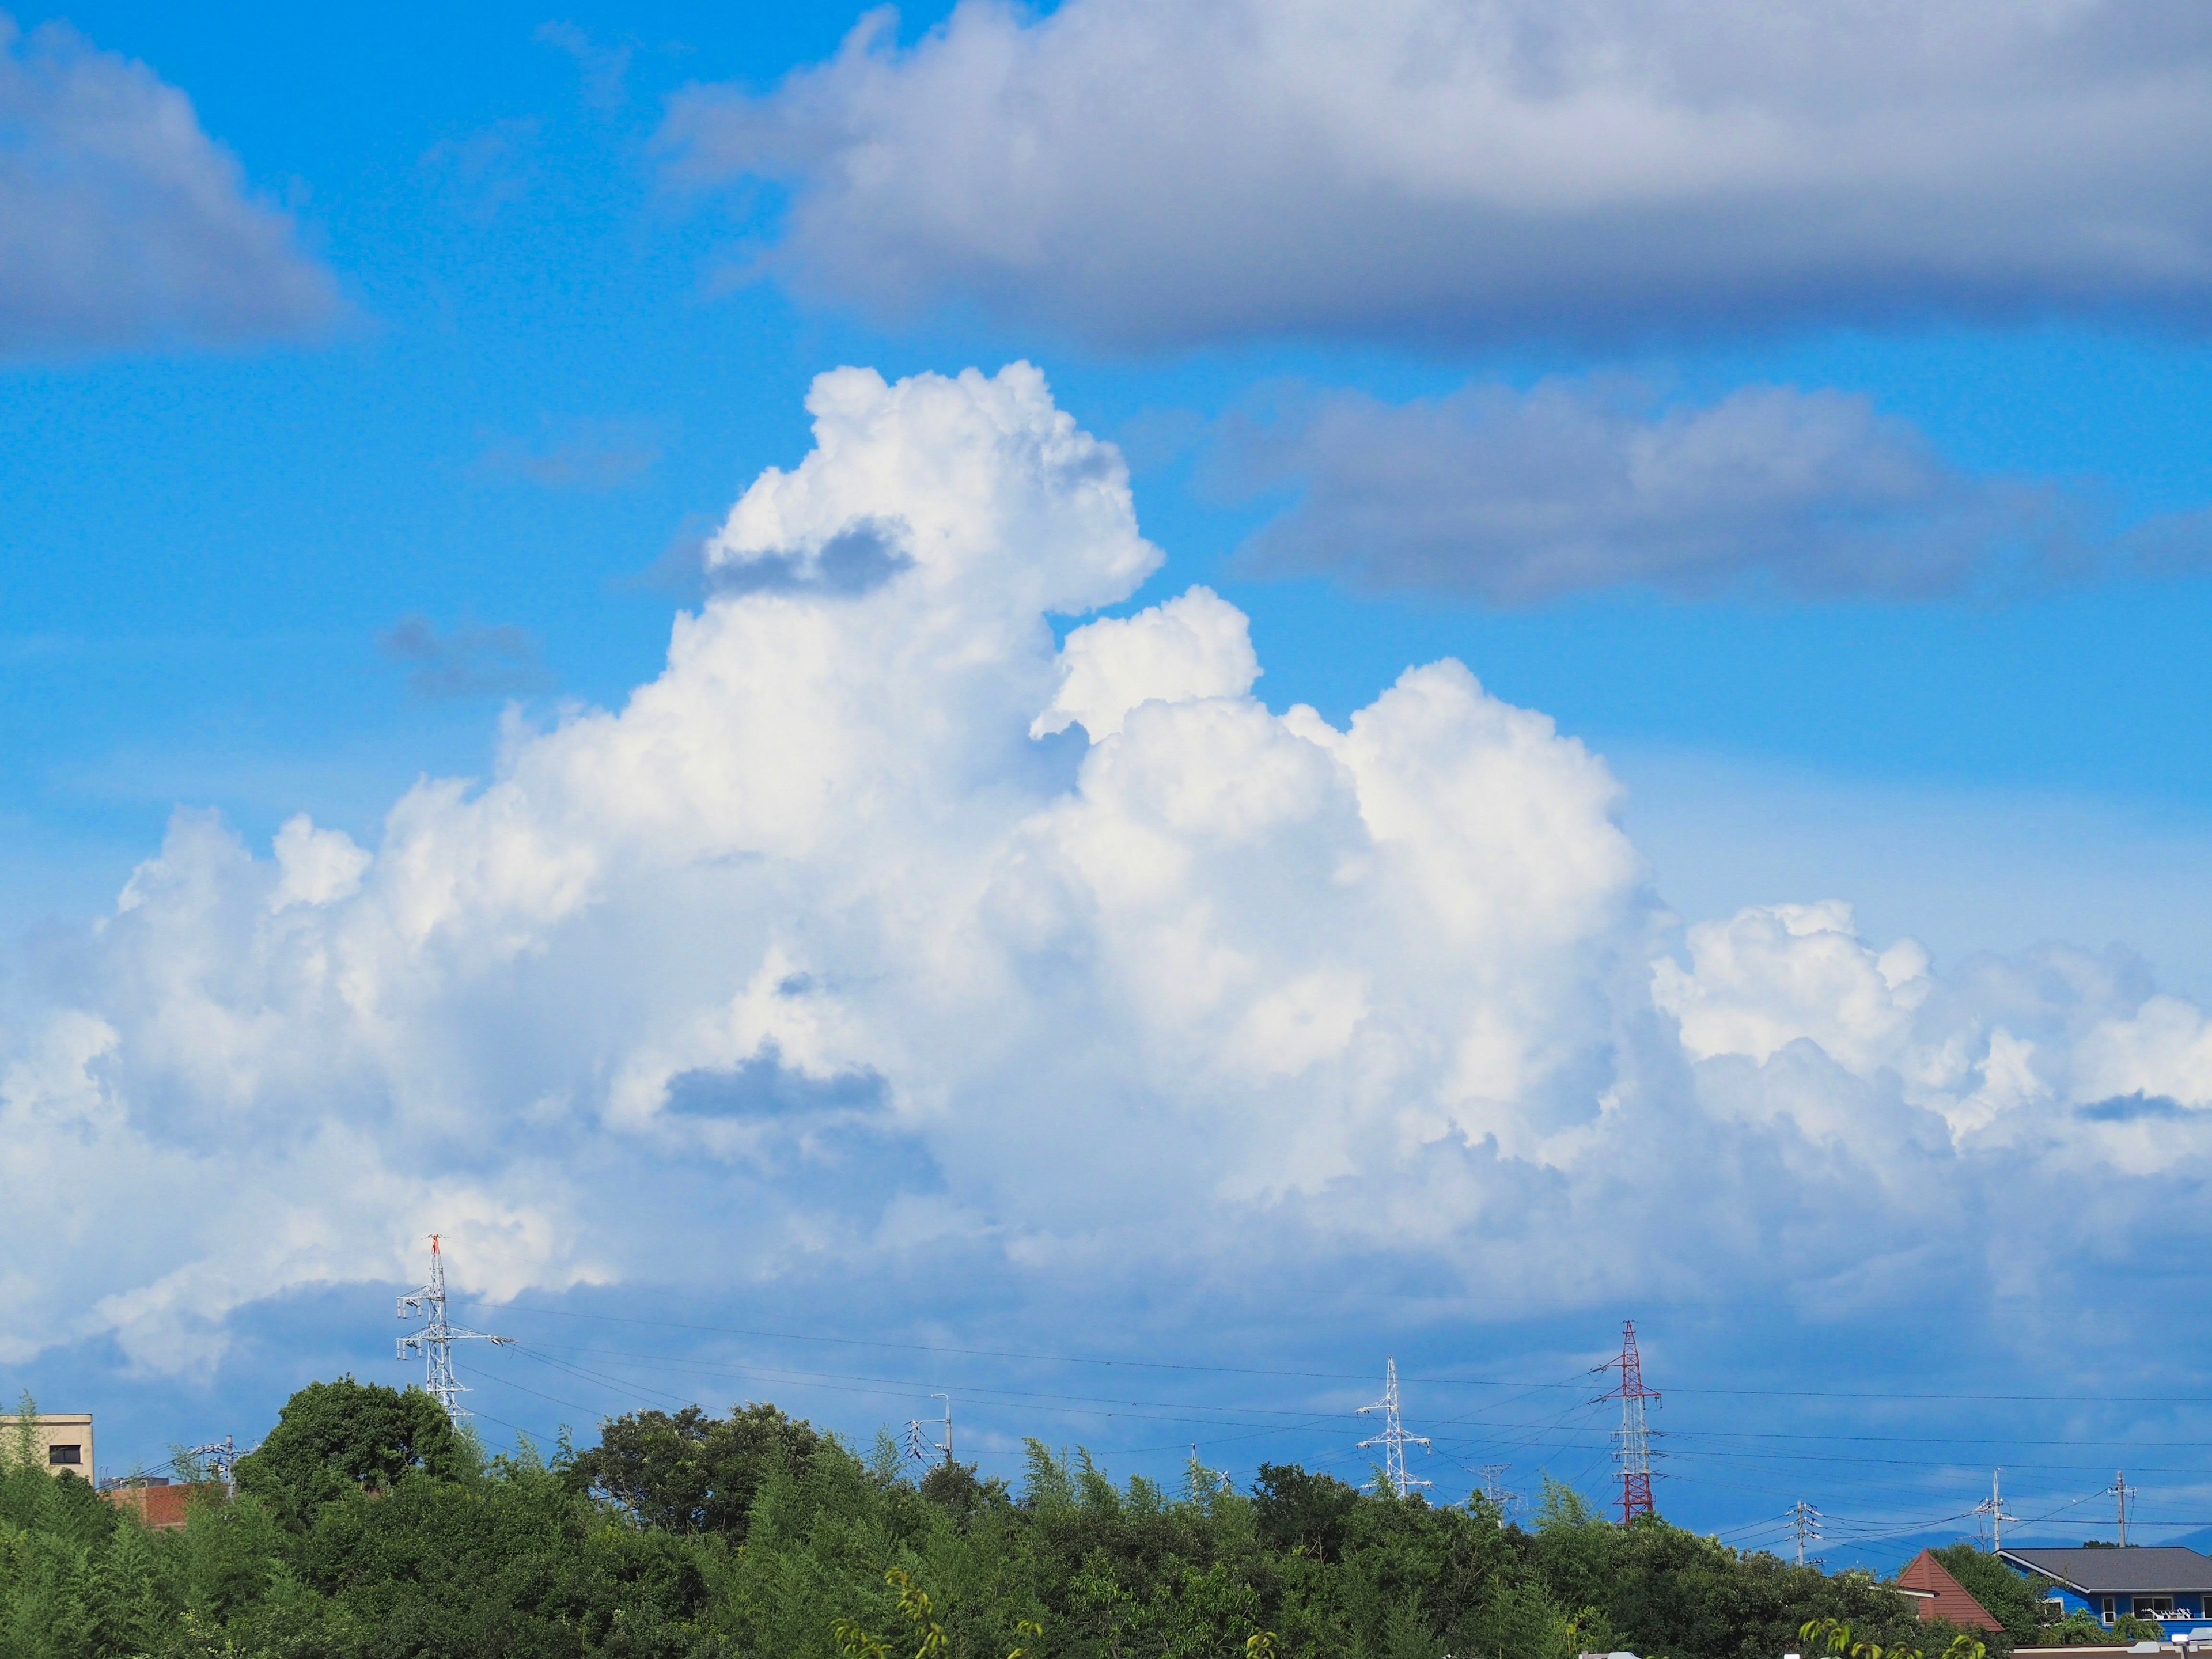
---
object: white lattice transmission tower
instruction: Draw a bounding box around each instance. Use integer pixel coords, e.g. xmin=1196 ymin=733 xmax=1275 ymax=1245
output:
xmin=188 ymin=1435 xmax=245 ymax=1497
xmin=1357 ymin=1358 xmax=1432 ymax=1498
xmin=396 ymin=1234 xmax=512 ymax=1418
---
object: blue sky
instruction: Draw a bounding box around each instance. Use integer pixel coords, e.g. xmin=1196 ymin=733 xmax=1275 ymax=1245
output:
xmin=7 ymin=0 xmax=2212 ymax=1555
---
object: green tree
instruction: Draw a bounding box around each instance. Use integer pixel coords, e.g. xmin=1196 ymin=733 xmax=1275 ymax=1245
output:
xmin=565 ymin=1400 xmax=823 ymax=1539
xmin=1930 ymin=1543 xmax=2048 ymax=1642
xmin=233 ymin=1375 xmax=468 ymax=1529
xmin=1252 ymin=1462 xmax=1362 ymax=1563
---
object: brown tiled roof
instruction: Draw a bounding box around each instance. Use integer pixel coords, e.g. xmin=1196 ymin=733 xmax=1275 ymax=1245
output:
xmin=1897 ymin=1549 xmax=2003 ymax=1632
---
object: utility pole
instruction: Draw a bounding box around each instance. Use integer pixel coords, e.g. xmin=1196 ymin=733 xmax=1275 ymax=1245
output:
xmin=1357 ymin=1358 xmax=1433 ymax=1498
xmin=1973 ymin=1469 xmax=2017 ymax=1551
xmin=2115 ymin=1471 xmax=2130 ymax=1546
xmin=1595 ymin=1320 xmax=1661 ymax=1522
xmin=1792 ymin=1499 xmax=1823 ymax=1566
xmin=395 ymin=1234 xmax=512 ymax=1419
xmin=906 ymin=1395 xmax=952 ymax=1468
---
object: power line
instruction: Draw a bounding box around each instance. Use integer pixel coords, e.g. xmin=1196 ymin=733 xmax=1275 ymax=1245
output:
xmin=438 ymin=1306 xmax=2212 ymax=1552
xmin=490 ymin=1305 xmax=2212 ymax=1404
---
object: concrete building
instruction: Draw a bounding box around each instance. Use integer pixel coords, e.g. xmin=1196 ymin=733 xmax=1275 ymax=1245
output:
xmin=6 ymin=1413 xmax=94 ymax=1478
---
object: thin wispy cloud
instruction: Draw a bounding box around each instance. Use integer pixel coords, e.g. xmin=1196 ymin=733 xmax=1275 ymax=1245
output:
xmin=376 ymin=613 xmax=551 ymax=699
xmin=419 ymin=117 xmax=543 ymax=221
xmin=0 ymin=14 xmax=339 ymax=357
xmin=658 ymin=0 xmax=2212 ymax=348
xmin=536 ymin=20 xmax=632 ymax=111
xmin=474 ymin=416 xmax=662 ymax=490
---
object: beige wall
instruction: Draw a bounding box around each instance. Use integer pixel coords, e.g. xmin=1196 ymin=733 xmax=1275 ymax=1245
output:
xmin=5 ymin=1414 xmax=94 ymax=1479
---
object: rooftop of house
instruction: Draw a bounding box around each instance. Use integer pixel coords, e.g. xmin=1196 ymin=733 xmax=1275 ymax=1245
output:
xmin=2001 ymin=1547 xmax=2212 ymax=1595
xmin=1897 ymin=1548 xmax=2003 ymax=1631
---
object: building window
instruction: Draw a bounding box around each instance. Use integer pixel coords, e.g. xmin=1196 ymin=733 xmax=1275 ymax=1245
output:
xmin=2103 ymin=1597 xmax=2116 ymax=1624
xmin=47 ymin=1444 xmax=81 ymax=1465
xmin=2044 ymin=1598 xmax=2066 ymax=1619
xmin=2135 ymin=1597 xmax=2175 ymax=1619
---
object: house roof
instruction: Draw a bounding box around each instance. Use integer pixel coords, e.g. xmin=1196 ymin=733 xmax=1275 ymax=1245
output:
xmin=2001 ymin=1547 xmax=2212 ymax=1594
xmin=1897 ymin=1549 xmax=2003 ymax=1631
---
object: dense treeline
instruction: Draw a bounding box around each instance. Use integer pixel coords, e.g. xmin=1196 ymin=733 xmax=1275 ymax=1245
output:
xmin=1 ymin=1382 xmax=1983 ymax=1658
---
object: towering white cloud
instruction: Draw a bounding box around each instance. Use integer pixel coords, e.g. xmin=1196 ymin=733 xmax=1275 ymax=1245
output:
xmin=3 ymin=363 xmax=2207 ymax=1374
xmin=660 ymin=0 xmax=2212 ymax=347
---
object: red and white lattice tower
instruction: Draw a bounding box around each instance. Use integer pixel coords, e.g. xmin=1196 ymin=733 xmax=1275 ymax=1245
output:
xmin=1595 ymin=1320 xmax=1661 ymax=1522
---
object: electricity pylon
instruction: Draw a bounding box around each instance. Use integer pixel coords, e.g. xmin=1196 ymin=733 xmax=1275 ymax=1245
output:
xmin=1594 ymin=1320 xmax=1661 ymax=1522
xmin=1357 ymin=1358 xmax=1431 ymax=1498
xmin=1477 ymin=1462 xmax=1522 ymax=1517
xmin=396 ymin=1234 xmax=512 ymax=1418
xmin=188 ymin=1435 xmax=244 ymax=1497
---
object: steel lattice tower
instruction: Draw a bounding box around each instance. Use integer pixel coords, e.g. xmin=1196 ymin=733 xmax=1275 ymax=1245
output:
xmin=396 ymin=1234 xmax=512 ymax=1418
xmin=188 ymin=1435 xmax=244 ymax=1497
xmin=1596 ymin=1320 xmax=1661 ymax=1522
xmin=1357 ymin=1358 xmax=1431 ymax=1498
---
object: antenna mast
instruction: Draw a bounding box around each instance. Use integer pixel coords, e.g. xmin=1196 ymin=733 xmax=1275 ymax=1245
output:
xmin=1595 ymin=1320 xmax=1661 ymax=1522
xmin=395 ymin=1234 xmax=512 ymax=1418
xmin=1357 ymin=1358 xmax=1432 ymax=1498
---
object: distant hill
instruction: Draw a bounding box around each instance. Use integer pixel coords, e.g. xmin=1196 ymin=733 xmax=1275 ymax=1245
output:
xmin=1808 ymin=1529 xmax=2212 ymax=1580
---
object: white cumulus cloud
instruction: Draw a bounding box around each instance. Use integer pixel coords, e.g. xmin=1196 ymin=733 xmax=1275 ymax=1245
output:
xmin=659 ymin=0 xmax=2212 ymax=348
xmin=6 ymin=361 xmax=2212 ymax=1378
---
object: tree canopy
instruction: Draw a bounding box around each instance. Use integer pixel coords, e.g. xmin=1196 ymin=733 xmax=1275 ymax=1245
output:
xmin=233 ymin=1376 xmax=469 ymax=1529
xmin=0 ymin=1381 xmax=2060 ymax=1659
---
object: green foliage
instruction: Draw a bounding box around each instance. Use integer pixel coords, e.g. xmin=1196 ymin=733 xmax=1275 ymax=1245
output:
xmin=1251 ymin=1461 xmax=1361 ymax=1562
xmin=233 ymin=1376 xmax=468 ymax=1529
xmin=565 ymin=1400 xmax=823 ymax=1539
xmin=2037 ymin=1608 xmax=2119 ymax=1646
xmin=1930 ymin=1543 xmax=2047 ymax=1641
xmin=0 ymin=1376 xmax=2010 ymax=1659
